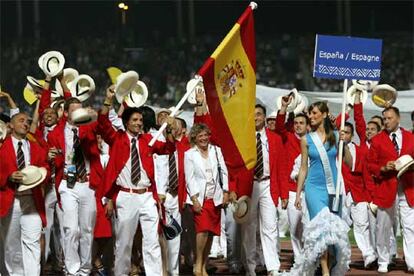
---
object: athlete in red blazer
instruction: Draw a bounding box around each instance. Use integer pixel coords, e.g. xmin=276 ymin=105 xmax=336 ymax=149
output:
xmin=367 ymin=106 xmax=414 ymax=272
xmin=352 ymin=102 xmax=380 ymax=202
xmin=0 ymin=136 xmax=48 ymax=225
xmin=97 ymin=112 xmax=176 ymax=203
xmin=0 ymin=112 xmax=48 ymax=275
xmin=47 ymin=115 xmax=104 ymax=194
xmin=367 ymin=128 xmax=414 ymax=208
xmin=98 ymin=88 xmax=176 ymax=275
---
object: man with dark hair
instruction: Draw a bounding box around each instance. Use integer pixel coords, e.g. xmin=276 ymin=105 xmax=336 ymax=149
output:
xmin=99 ymin=87 xmax=176 ymax=275
xmin=346 ymin=90 xmax=380 ymax=268
xmin=0 ymin=112 xmax=48 ymax=275
xmin=47 ymin=96 xmax=102 ymax=275
xmin=240 ymin=103 xmax=288 ymax=276
xmin=274 ymin=95 xmax=308 ymax=264
xmin=371 ymin=115 xmax=385 ymax=130
xmin=368 ymin=106 xmax=414 ymax=273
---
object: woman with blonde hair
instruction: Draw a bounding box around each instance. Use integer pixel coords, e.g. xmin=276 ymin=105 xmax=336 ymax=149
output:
xmin=184 ymin=123 xmax=229 ymax=276
xmin=291 ymin=101 xmax=352 ymax=276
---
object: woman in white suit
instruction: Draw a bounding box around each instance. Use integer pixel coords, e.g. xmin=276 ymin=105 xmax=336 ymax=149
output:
xmin=184 ymin=123 xmax=229 ymax=276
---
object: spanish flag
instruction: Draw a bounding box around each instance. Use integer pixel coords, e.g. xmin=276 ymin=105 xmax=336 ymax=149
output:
xmin=198 ymin=3 xmax=256 ymax=196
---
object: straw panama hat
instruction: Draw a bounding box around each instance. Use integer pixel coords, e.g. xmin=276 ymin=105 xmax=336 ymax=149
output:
xmin=232 ymin=195 xmax=251 ymax=224
xmin=115 ymin=71 xmax=139 ymax=104
xmin=18 ymin=165 xmax=47 ymax=192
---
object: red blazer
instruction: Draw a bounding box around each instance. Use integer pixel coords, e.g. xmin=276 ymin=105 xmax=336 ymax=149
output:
xmin=342 ymin=143 xmax=371 ymax=202
xmin=97 ymin=113 xmax=176 ymax=203
xmin=266 ymin=128 xmax=289 ymax=205
xmin=176 ymin=136 xmax=191 ymax=212
xmin=0 ymin=137 xmax=48 ymax=226
xmin=47 ymin=118 xmax=104 ymax=194
xmin=351 ymin=103 xmax=375 ymax=202
xmin=275 ymin=112 xmax=301 ymax=192
xmin=367 ymin=128 xmax=414 ymax=208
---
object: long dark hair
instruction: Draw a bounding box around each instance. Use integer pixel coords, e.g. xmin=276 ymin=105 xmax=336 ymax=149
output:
xmin=309 ymin=101 xmax=336 ymax=148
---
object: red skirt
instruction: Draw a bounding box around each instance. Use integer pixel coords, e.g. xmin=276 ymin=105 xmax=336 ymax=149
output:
xmin=192 ymin=199 xmax=221 ymax=236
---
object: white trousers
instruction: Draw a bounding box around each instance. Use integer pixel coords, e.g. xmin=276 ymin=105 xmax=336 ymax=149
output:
xmin=114 ymin=191 xmax=161 ymax=276
xmin=210 ymin=209 xmax=227 ymax=257
xmin=59 ymin=180 xmax=96 ymax=276
xmin=350 ymin=202 xmax=376 ymax=260
xmin=225 ymin=208 xmax=242 ymax=266
xmin=398 ymin=192 xmax=414 ymax=269
xmin=44 ymin=185 xmax=64 ymax=262
xmin=0 ymin=195 xmax=42 ymax=276
xmin=164 ymin=193 xmax=181 ymax=276
xmin=286 ymin=191 xmax=304 ymax=261
xmin=241 ymin=179 xmax=280 ymax=275
xmin=376 ymin=205 xmax=395 ymax=266
xmin=368 ymin=206 xmax=397 ymax=258
xmin=277 ymin=198 xmax=289 ymax=238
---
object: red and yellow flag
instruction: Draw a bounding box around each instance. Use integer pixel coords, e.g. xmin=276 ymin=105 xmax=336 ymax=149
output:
xmin=198 ymin=4 xmax=256 ymax=196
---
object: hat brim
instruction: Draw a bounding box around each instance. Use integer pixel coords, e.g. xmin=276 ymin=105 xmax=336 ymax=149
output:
xmin=124 ymin=81 xmax=148 ymax=108
xmin=42 ymin=51 xmax=65 ymax=77
xmin=26 ymin=76 xmax=44 ymax=92
xmin=233 ymin=195 xmax=251 ymax=224
xmin=346 ymin=85 xmax=368 ymax=106
xmin=71 ymin=108 xmax=98 ymax=126
xmin=70 ymin=74 xmax=95 ymax=102
xmin=352 ymin=79 xmax=379 ymax=91
xmin=18 ymin=167 xmax=47 ymax=192
xmin=368 ymin=202 xmax=378 ymax=216
xmin=186 ymin=78 xmax=203 ymax=105
xmin=397 ymin=160 xmax=414 ymax=178
xmin=73 ymin=113 xmax=98 ymax=126
xmin=157 ymin=108 xmax=172 ymax=117
xmin=115 ymin=71 xmax=139 ymax=104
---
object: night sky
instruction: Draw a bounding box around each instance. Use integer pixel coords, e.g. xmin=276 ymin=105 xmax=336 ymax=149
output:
xmin=1 ymin=0 xmax=413 ymax=45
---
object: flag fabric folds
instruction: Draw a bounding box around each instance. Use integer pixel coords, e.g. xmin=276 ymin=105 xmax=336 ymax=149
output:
xmin=198 ymin=4 xmax=256 ymax=196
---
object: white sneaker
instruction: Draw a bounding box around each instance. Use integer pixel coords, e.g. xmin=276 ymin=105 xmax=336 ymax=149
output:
xmin=378 ymin=264 xmax=388 ymax=273
xmin=364 ymin=255 xmax=377 ymax=268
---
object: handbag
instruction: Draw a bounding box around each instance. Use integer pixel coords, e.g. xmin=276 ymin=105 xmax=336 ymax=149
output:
xmin=214 ymin=146 xmax=224 ymax=189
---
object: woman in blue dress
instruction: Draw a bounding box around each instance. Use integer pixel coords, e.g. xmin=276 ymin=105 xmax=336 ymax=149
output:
xmin=291 ymin=101 xmax=352 ymax=276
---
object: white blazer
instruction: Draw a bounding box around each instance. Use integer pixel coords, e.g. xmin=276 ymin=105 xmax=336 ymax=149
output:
xmin=184 ymin=144 xmax=229 ymax=207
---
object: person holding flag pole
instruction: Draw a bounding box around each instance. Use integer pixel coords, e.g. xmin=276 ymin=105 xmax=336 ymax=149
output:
xmin=291 ymin=78 xmax=352 ymax=276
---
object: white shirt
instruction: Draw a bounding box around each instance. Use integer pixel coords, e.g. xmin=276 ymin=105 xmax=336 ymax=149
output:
xmin=43 ymin=125 xmax=56 ymax=141
xmin=108 ymin=108 xmax=125 ymax=131
xmin=12 ymin=136 xmax=31 ymax=168
xmin=154 ymin=132 xmax=168 ymax=195
xmin=256 ymin=128 xmax=270 ymax=178
xmin=202 ymin=153 xmax=216 ymax=199
xmin=64 ymin=123 xmax=90 ymax=174
xmin=116 ymin=132 xmax=151 ymax=189
xmin=388 ymin=127 xmax=402 ymax=155
xmin=348 ymin=142 xmax=357 ymax=172
xmin=12 ymin=136 xmax=31 ymax=195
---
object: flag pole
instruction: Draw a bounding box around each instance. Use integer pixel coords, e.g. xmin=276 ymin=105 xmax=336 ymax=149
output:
xmin=148 ymin=74 xmax=203 ymax=147
xmin=332 ymin=78 xmax=348 ymax=212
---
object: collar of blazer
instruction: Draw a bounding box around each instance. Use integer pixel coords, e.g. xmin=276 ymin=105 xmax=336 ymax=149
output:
xmin=192 ymin=144 xmax=219 ymax=179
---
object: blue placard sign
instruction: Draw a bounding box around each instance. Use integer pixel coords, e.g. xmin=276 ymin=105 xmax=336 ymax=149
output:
xmin=313 ymin=34 xmax=382 ymax=80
